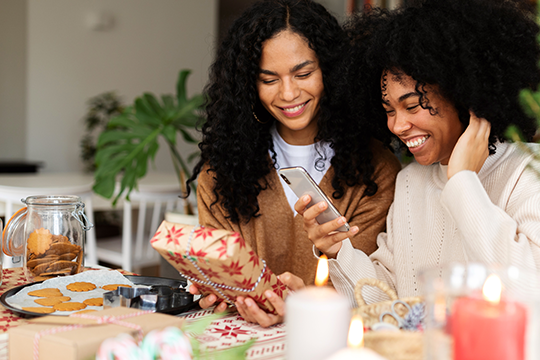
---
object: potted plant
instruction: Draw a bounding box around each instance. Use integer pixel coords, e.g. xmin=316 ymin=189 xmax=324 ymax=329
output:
xmin=80 ymin=92 xmax=125 ymax=173
xmin=92 ymin=69 xmax=205 ymax=215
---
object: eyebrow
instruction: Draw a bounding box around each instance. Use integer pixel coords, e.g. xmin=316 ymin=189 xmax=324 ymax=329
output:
xmin=381 ymin=92 xmax=419 ymax=105
xmin=259 ymin=60 xmax=315 ymax=76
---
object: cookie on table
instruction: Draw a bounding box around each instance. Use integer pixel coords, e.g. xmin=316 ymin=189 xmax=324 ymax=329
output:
xmin=66 ymin=282 xmax=96 ymax=292
xmin=73 ymin=309 xmax=98 ymax=315
xmin=28 ymin=288 xmax=63 ymax=297
xmin=102 ymin=284 xmax=132 ymax=291
xmin=34 ymin=296 xmax=71 ymax=306
xmin=53 ymin=302 xmax=87 ymax=311
xmin=83 ymin=298 xmax=103 ymax=307
xmin=22 ymin=306 xmax=56 ymax=314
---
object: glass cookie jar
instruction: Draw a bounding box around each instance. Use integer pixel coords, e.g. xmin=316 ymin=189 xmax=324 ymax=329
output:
xmin=2 ymin=195 xmax=94 ymax=282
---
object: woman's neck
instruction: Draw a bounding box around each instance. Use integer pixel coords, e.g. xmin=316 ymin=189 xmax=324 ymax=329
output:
xmin=276 ymin=122 xmax=318 ymax=146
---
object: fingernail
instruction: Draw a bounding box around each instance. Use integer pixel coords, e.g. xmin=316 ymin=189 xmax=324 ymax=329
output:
xmin=303 ymin=195 xmax=310 ymax=202
xmin=245 ymin=299 xmax=253 ymax=307
xmin=352 ymin=226 xmax=359 ymax=234
xmin=319 ymin=202 xmax=326 ymax=210
xmin=237 ymin=298 xmax=244 ymax=305
xmin=337 ymin=217 xmax=345 ymax=225
xmin=265 ymin=290 xmax=273 ymax=298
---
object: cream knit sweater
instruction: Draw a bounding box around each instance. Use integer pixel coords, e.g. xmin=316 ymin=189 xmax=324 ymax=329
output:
xmin=329 ymin=142 xmax=540 ymax=306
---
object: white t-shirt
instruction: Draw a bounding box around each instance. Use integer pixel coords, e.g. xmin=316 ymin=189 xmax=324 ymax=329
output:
xmin=270 ymin=125 xmax=334 ymax=214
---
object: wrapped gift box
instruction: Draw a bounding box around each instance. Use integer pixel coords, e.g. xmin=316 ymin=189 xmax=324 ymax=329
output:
xmin=151 ymin=221 xmax=287 ymax=313
xmin=8 ymin=307 xmax=184 ymax=360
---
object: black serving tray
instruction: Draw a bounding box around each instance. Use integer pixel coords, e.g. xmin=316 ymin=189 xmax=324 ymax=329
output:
xmin=0 ymin=274 xmax=200 ymax=318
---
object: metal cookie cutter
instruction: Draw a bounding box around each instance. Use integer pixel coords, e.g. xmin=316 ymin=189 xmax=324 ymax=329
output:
xmin=103 ymin=285 xmax=194 ymax=312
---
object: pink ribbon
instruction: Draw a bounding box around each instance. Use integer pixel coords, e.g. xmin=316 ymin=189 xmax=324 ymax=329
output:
xmin=33 ymin=310 xmax=153 ymax=360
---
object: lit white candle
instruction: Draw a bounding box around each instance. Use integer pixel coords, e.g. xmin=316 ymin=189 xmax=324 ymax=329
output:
xmin=325 ymin=315 xmax=388 ymax=360
xmin=286 ymin=255 xmax=351 ymax=360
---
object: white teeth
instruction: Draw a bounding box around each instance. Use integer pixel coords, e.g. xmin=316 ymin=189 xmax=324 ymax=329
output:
xmin=283 ymin=103 xmax=306 ymax=112
xmin=405 ymin=135 xmax=429 ymax=148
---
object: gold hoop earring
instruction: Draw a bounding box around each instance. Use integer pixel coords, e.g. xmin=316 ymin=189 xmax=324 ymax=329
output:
xmin=252 ymin=105 xmax=268 ymax=124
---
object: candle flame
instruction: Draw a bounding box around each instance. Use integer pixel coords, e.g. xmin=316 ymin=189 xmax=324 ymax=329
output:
xmin=314 ymin=254 xmax=329 ymax=287
xmin=482 ymin=274 xmax=502 ymax=304
xmin=347 ymin=315 xmax=364 ymax=348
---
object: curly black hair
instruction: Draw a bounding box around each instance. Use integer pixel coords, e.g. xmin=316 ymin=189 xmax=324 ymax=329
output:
xmin=344 ymin=0 xmax=540 ymax=154
xmin=187 ymin=0 xmax=380 ymax=224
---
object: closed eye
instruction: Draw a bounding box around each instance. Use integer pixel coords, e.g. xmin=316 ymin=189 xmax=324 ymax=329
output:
xmin=261 ymin=79 xmax=277 ymax=84
xmin=297 ymin=72 xmax=313 ymax=79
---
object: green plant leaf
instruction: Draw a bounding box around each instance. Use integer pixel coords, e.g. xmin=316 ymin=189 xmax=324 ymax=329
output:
xmin=162 ymin=94 xmax=176 ymax=111
xmin=179 ymin=128 xmax=198 ymax=143
xmin=143 ymin=93 xmax=166 ymax=119
xmin=177 ymin=69 xmax=191 ymax=107
xmin=135 ymin=97 xmax=161 ymax=126
xmin=163 ymin=124 xmax=177 ymax=145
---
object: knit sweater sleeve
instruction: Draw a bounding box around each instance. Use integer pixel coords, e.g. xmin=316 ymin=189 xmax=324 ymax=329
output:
xmin=440 ymin=168 xmax=540 ymax=270
xmin=329 ymin=203 xmax=398 ymax=307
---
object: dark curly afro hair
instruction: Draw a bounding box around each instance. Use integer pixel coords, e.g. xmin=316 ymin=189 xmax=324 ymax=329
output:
xmin=187 ymin=0 xmax=381 ymax=224
xmin=344 ymin=0 xmax=540 ymax=155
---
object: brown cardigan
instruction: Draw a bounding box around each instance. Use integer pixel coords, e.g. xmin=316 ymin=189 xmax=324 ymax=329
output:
xmin=197 ymin=141 xmax=401 ymax=285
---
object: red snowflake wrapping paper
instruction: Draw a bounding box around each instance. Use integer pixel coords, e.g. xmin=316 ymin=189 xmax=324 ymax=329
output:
xmin=150 ymin=221 xmax=287 ymax=314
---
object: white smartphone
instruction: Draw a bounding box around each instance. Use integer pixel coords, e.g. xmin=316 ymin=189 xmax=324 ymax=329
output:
xmin=278 ymin=166 xmax=350 ymax=232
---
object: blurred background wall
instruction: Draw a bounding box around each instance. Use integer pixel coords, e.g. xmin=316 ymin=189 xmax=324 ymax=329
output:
xmin=0 ymin=0 xmax=402 ymax=174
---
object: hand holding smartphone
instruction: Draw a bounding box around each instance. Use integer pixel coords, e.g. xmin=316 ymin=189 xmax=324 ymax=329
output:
xmin=278 ymin=166 xmax=350 ymax=232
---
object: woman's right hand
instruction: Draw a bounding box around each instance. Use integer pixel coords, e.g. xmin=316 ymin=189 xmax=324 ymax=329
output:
xmin=188 ymin=284 xmax=229 ymax=313
xmin=294 ymin=195 xmax=359 ymax=258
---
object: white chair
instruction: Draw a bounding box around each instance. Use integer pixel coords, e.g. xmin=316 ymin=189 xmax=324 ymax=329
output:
xmin=0 ymin=173 xmax=97 ymax=268
xmin=94 ymin=173 xmax=185 ymax=273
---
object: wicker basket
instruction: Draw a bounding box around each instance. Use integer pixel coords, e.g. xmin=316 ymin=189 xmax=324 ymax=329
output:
xmin=354 ymin=278 xmax=424 ymax=360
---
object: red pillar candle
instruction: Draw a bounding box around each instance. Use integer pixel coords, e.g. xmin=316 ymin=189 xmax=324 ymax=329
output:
xmin=452 ymin=296 xmax=527 ymax=360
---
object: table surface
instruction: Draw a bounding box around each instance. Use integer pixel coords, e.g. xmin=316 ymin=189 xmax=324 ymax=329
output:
xmin=0 ymin=267 xmax=286 ymax=360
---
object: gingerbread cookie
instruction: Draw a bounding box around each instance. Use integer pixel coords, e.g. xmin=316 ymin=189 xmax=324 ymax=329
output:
xmin=57 ymin=253 xmax=77 ymax=261
xmin=53 ymin=302 xmax=87 ymax=311
xmin=73 ymin=309 xmax=98 ymax=315
xmin=83 ymin=298 xmax=103 ymax=307
xmin=102 ymin=284 xmax=132 ymax=291
xmin=66 ymin=282 xmax=96 ymax=292
xmin=28 ymin=288 xmax=63 ymax=297
xmin=27 ymin=228 xmax=53 ymax=256
xmin=45 ymin=242 xmax=81 ymax=256
xmin=34 ymin=296 xmax=71 ymax=306
xmin=51 ymin=234 xmax=69 ymax=243
xmin=22 ymin=307 xmax=56 ymax=314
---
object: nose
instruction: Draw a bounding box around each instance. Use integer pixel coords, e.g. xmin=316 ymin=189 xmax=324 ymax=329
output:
xmin=279 ymin=77 xmax=301 ymax=102
xmin=388 ymin=112 xmax=413 ymax=135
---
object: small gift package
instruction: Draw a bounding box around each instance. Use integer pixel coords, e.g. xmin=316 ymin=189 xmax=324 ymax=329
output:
xmin=150 ymin=221 xmax=287 ymax=313
xmin=8 ymin=307 xmax=184 ymax=360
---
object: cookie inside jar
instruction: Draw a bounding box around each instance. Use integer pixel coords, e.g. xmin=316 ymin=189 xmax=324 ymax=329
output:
xmin=25 ymin=228 xmax=83 ymax=282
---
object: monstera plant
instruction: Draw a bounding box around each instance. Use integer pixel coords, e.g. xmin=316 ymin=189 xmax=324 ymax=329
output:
xmin=92 ymin=69 xmax=205 ymax=214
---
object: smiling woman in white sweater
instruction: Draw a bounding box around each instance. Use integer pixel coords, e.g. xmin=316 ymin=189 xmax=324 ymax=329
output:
xmin=295 ymin=0 xmax=540 ymax=305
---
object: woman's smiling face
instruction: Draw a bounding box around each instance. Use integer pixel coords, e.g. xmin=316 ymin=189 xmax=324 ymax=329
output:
xmin=256 ymin=30 xmax=324 ymax=145
xmin=381 ymin=70 xmax=464 ymax=166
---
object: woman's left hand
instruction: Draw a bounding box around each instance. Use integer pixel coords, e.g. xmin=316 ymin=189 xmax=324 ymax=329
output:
xmin=235 ymin=272 xmax=305 ymax=328
xmin=447 ymin=111 xmax=491 ymax=179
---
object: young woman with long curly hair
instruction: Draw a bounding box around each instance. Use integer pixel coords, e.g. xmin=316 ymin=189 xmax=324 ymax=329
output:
xmin=186 ymin=0 xmax=401 ymax=325
xmin=298 ymin=0 xmax=540 ymax=305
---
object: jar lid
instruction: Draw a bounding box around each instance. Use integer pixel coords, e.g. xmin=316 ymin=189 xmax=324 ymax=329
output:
xmin=23 ymin=195 xmax=83 ymax=206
